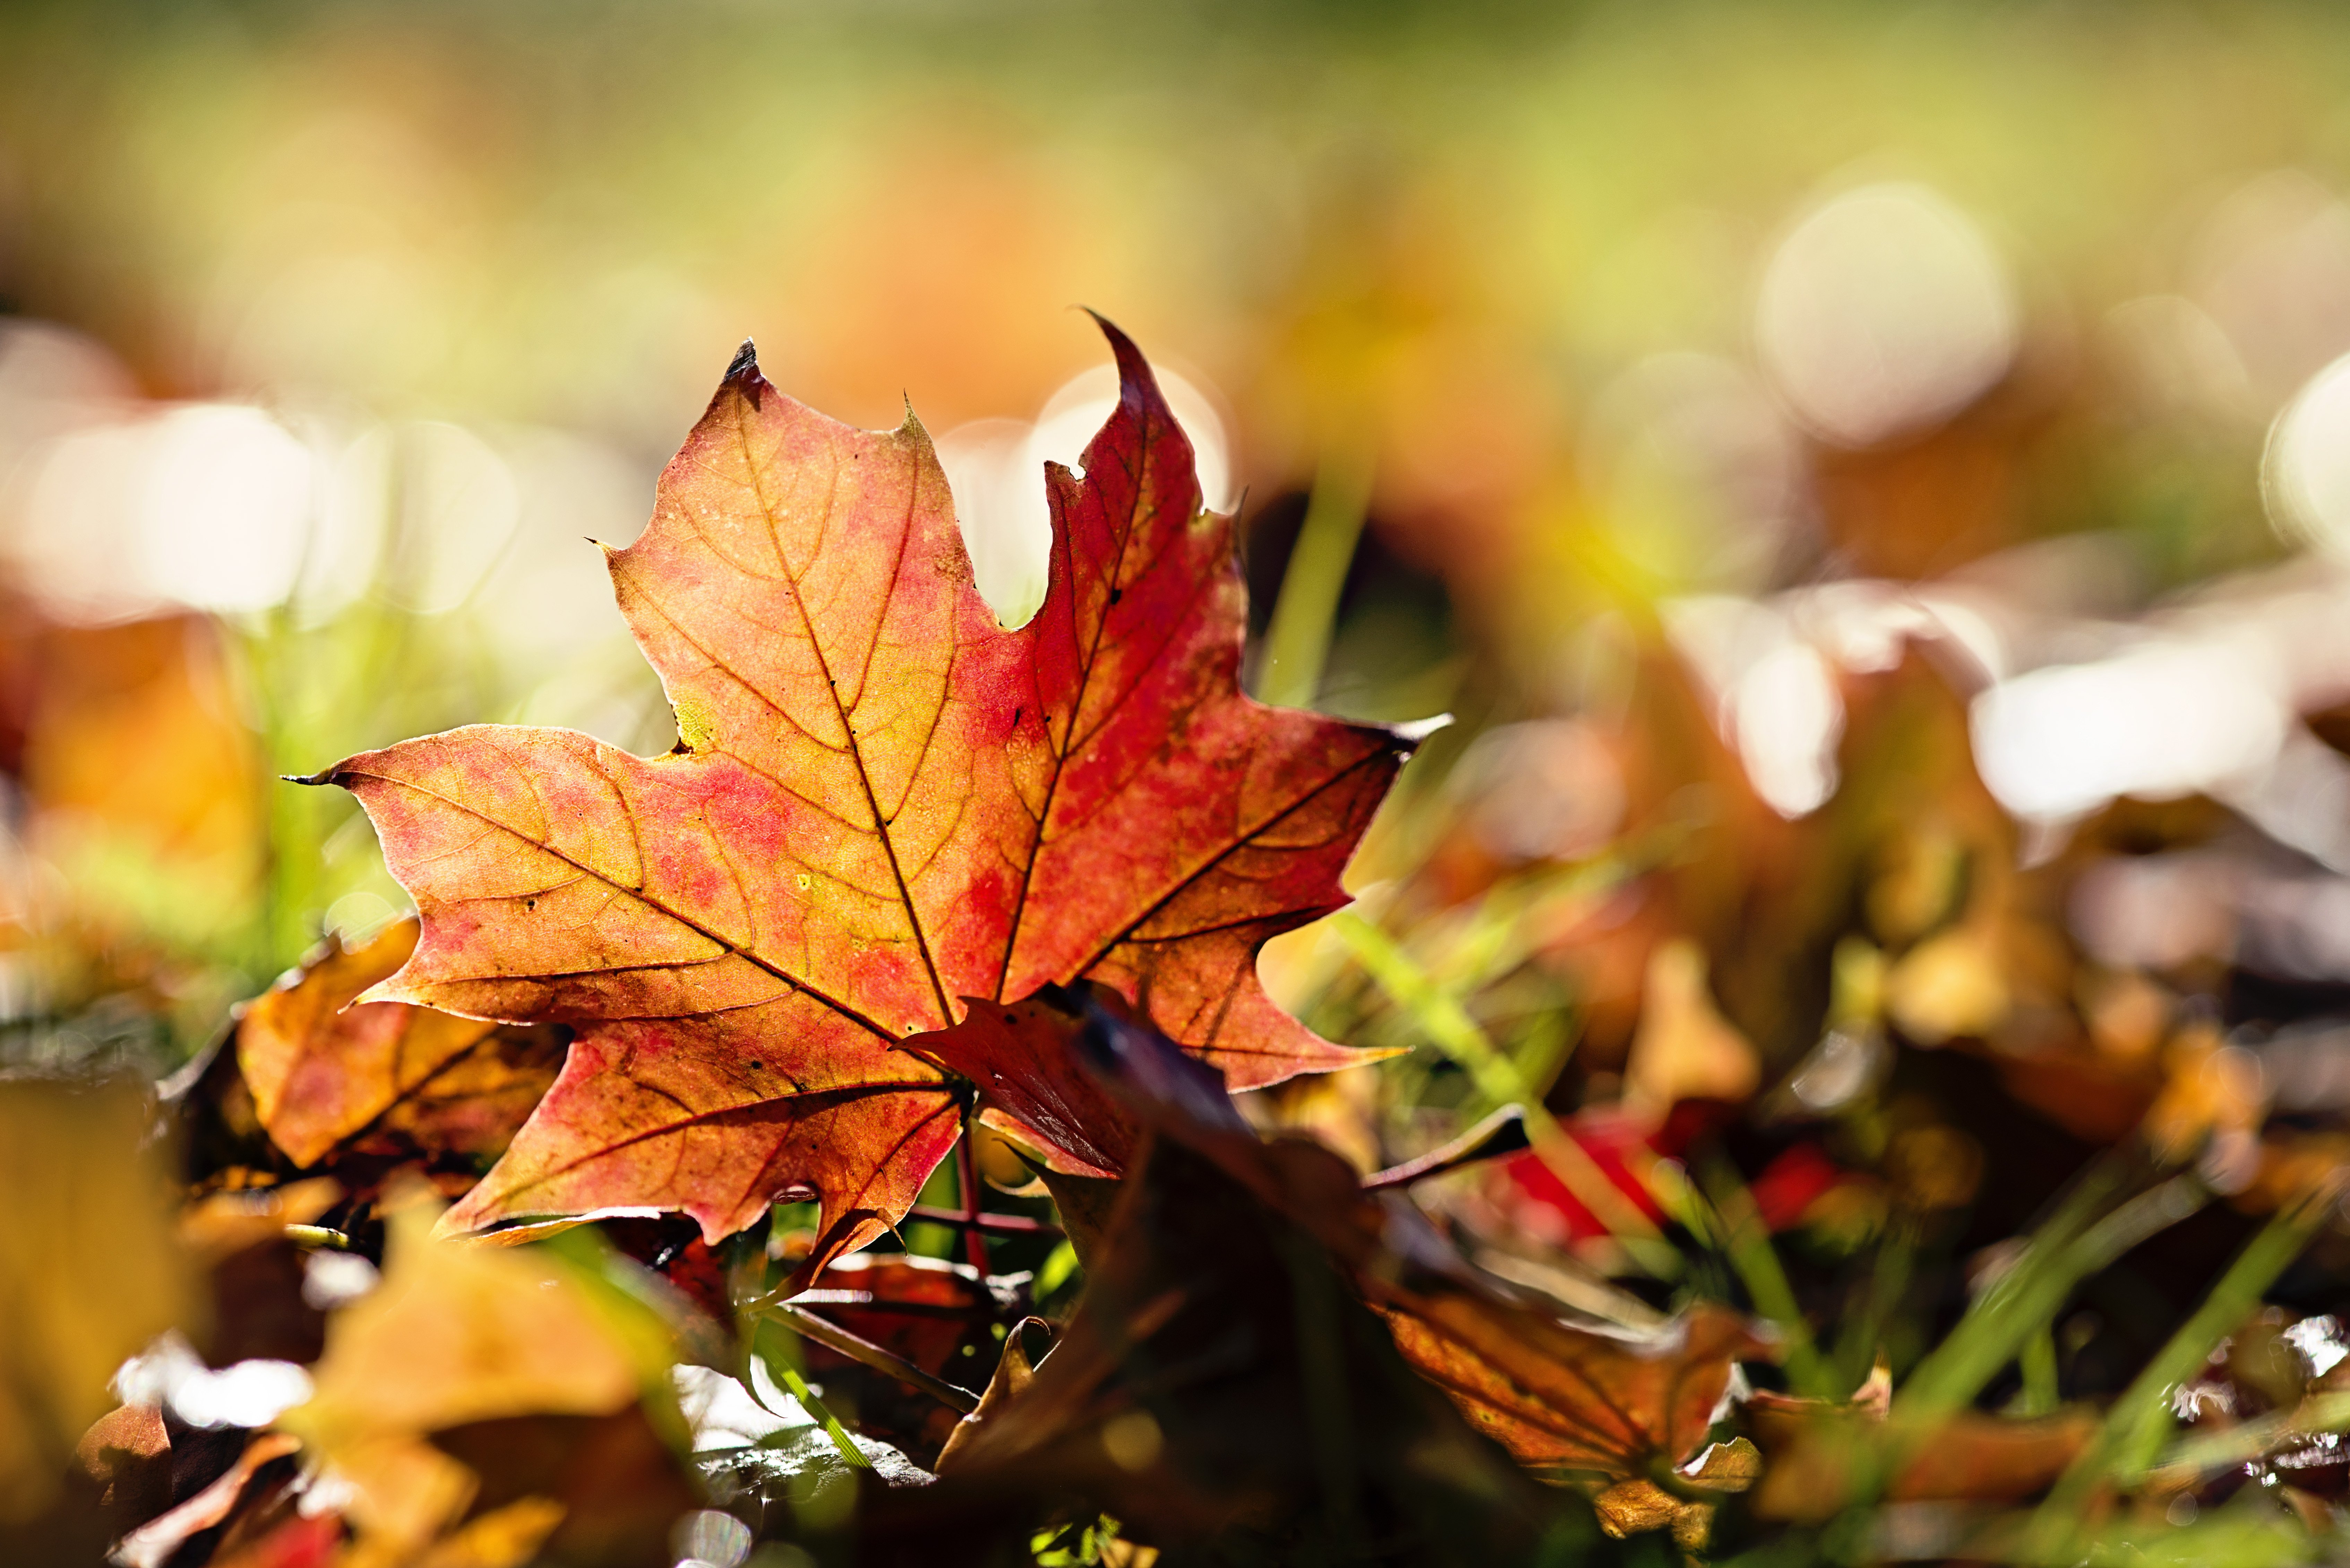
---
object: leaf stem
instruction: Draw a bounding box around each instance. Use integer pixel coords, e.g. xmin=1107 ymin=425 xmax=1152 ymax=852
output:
xmin=955 ymin=1117 xmax=990 ymax=1275
xmin=905 ymin=1205 xmax=1062 ymax=1236
xmin=751 ymin=1299 xmax=982 ymax=1414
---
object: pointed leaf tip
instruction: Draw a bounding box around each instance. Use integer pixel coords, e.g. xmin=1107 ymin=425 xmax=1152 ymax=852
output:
xmin=1082 ymin=311 xmax=1154 ymax=399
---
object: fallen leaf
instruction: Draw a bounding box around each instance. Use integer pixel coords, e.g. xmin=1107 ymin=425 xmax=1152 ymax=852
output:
xmin=1884 ymin=917 xmax=2012 ymax=1047
xmin=179 ymin=1181 xmax=342 ymax=1368
xmin=206 ymin=1510 xmax=344 ymax=1568
xmin=0 ymin=1077 xmax=200 ymax=1526
xmin=312 ymin=319 xmax=1406 ymax=1277
xmin=881 ymin=1132 xmax=1584 ymax=1566
xmin=1376 ymin=1297 xmax=1769 ymax=1479
xmin=1067 ymin=996 xmax=1773 ymax=1484
xmin=427 ymin=1409 xmax=701 ymax=1568
xmin=408 ymin=1496 xmax=567 ymax=1568
xmin=20 ymin=615 xmax=267 ymax=935
xmin=934 ymin=1317 xmax=1049 ymax=1473
xmin=71 ymin=1403 xmax=172 ymax=1531
xmin=235 ymin=918 xmax=509 ymax=1169
xmin=916 ymin=989 xmax=1773 ymax=1501
xmin=111 ymin=1431 xmax=301 ymax=1568
xmin=178 ymin=1179 xmax=343 ymax=1262
xmin=366 ymin=1027 xmax=566 ymax=1163
xmin=2144 ymin=1023 xmax=2268 ymax=1169
xmin=1624 ymin=938 xmax=1760 ymax=1126
xmin=1591 ymin=1438 xmax=1758 ymax=1549
xmin=1745 ymin=1381 xmax=2095 ymax=1523
xmin=277 ymin=1192 xmax=652 ymax=1559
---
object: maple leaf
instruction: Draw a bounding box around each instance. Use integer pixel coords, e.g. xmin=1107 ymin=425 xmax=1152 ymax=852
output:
xmin=1372 ymin=1295 xmax=1769 ymax=1479
xmin=306 ymin=318 xmax=1408 ymax=1274
xmin=921 ymin=986 xmax=1775 ymax=1501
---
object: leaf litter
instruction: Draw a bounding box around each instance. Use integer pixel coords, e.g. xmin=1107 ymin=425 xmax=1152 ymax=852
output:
xmin=17 ymin=320 xmax=2350 ymax=1567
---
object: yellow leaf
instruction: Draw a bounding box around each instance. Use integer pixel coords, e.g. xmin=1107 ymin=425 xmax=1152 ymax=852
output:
xmin=279 ymin=1190 xmax=641 ymax=1554
xmin=1625 ymin=938 xmax=1759 ymax=1122
xmin=0 ymin=1078 xmax=198 ymax=1524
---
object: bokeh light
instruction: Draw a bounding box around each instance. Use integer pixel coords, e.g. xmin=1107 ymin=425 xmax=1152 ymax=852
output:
xmin=1755 ymin=182 xmax=2018 ymax=449
xmin=2265 ymin=352 xmax=2350 ymax=557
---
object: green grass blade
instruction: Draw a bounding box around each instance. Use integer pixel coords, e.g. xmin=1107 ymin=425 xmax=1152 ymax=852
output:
xmin=2027 ymin=1186 xmax=2335 ymax=1553
xmin=1332 ymin=911 xmax=1673 ymax=1271
xmin=1257 ymin=441 xmax=1373 ymax=710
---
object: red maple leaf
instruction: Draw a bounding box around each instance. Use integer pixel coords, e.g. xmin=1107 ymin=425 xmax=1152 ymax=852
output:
xmin=306 ymin=319 xmax=1407 ymax=1275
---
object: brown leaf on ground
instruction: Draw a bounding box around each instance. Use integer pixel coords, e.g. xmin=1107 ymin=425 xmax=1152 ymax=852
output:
xmin=179 ymin=1181 xmax=342 ymax=1368
xmin=933 ymin=1317 xmax=1050 ymax=1473
xmin=204 ymin=1509 xmax=344 ymax=1568
xmin=72 ymin=1403 xmax=172 ymax=1533
xmin=869 ymin=1129 xmax=1584 ymax=1566
xmin=2143 ymin=1021 xmax=2268 ymax=1169
xmin=1746 ymin=1382 xmax=2095 ymax=1523
xmin=110 ymin=1432 xmax=301 ymax=1568
xmin=363 ymin=1027 xmax=566 ymax=1164
xmin=874 ymin=995 xmax=1780 ymax=1562
xmin=428 ymin=1408 xmax=701 ymax=1568
xmin=933 ymin=985 xmax=1774 ymax=1487
xmin=1376 ymin=1298 xmax=1771 ymax=1478
xmin=236 ymin=917 xmax=547 ymax=1170
xmin=1592 ymin=1437 xmax=1760 ymax=1550
xmin=1623 ymin=939 xmax=1760 ymax=1126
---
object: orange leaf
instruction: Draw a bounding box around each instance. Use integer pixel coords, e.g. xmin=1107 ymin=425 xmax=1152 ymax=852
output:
xmin=1376 ymin=1298 xmax=1770 ymax=1477
xmin=923 ymin=986 xmax=1774 ymax=1485
xmin=307 ymin=319 xmax=1407 ymax=1275
xmin=237 ymin=919 xmax=500 ymax=1168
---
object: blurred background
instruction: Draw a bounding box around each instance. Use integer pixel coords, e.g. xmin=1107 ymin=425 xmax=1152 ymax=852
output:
xmin=10 ymin=0 xmax=2350 ymax=1326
